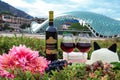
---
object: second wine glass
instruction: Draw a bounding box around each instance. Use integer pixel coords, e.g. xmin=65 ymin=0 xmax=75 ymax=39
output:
xmin=76 ymin=33 xmax=91 ymax=63
xmin=60 ymin=34 xmax=75 ymax=61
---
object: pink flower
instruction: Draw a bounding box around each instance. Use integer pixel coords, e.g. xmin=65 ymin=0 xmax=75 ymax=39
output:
xmin=27 ymin=57 xmax=50 ymax=74
xmin=0 ymin=66 xmax=15 ymax=78
xmin=0 ymin=45 xmax=50 ymax=78
xmin=0 ymin=53 xmax=16 ymax=69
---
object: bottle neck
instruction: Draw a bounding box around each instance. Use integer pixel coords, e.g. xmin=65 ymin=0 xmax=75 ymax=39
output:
xmin=49 ymin=11 xmax=54 ymax=26
xmin=49 ymin=21 xmax=53 ymax=26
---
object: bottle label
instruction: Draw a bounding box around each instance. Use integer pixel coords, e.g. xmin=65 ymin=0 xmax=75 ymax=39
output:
xmin=46 ymin=37 xmax=58 ymax=54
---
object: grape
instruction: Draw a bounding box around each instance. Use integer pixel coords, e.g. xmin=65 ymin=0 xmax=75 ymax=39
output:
xmin=91 ymin=60 xmax=104 ymax=71
xmin=84 ymin=61 xmax=116 ymax=79
xmin=45 ymin=60 xmax=70 ymax=73
xmin=86 ymin=64 xmax=92 ymax=71
xmin=68 ymin=62 xmax=72 ymax=65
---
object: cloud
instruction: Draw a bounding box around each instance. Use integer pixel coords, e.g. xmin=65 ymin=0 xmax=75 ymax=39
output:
xmin=28 ymin=0 xmax=69 ymax=17
xmin=89 ymin=8 xmax=112 ymax=15
xmin=2 ymin=0 xmax=92 ymax=17
xmin=2 ymin=0 xmax=120 ymax=20
xmin=3 ymin=0 xmax=30 ymax=8
xmin=70 ymin=0 xmax=91 ymax=4
xmin=2 ymin=0 xmax=73 ymax=17
xmin=88 ymin=1 xmax=120 ymax=19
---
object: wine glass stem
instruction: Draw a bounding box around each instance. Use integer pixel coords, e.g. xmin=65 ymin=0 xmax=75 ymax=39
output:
xmin=82 ymin=53 xmax=87 ymax=63
xmin=67 ymin=53 xmax=69 ymax=61
xmin=82 ymin=53 xmax=84 ymax=60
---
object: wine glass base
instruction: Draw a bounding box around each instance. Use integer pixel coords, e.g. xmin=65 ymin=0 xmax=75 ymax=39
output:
xmin=63 ymin=52 xmax=88 ymax=63
xmin=68 ymin=59 xmax=87 ymax=63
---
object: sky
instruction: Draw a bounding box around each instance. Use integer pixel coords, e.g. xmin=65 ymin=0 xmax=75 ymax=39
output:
xmin=2 ymin=0 xmax=120 ymax=20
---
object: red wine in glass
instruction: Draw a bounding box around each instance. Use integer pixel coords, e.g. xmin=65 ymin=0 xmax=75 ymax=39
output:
xmin=76 ymin=43 xmax=91 ymax=53
xmin=77 ymin=33 xmax=91 ymax=63
xmin=61 ymin=42 xmax=75 ymax=53
xmin=60 ymin=34 xmax=75 ymax=61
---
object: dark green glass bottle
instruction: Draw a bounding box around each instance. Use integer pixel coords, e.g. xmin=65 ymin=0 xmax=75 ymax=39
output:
xmin=45 ymin=11 xmax=58 ymax=61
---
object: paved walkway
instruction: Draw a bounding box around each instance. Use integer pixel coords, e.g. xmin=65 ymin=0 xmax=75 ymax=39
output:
xmin=0 ymin=32 xmax=45 ymax=39
xmin=0 ymin=32 xmax=107 ymax=40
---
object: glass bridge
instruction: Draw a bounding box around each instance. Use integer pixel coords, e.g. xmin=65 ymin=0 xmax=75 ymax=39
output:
xmin=30 ymin=11 xmax=120 ymax=38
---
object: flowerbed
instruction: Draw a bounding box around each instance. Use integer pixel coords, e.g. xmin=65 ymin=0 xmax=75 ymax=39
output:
xmin=48 ymin=61 xmax=120 ymax=80
xmin=0 ymin=36 xmax=120 ymax=80
xmin=0 ymin=36 xmax=120 ymax=59
xmin=0 ymin=45 xmax=120 ymax=80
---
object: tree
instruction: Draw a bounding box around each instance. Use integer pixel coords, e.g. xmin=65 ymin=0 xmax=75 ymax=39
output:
xmin=0 ymin=11 xmax=13 ymax=16
xmin=69 ymin=22 xmax=89 ymax=31
xmin=20 ymin=23 xmax=30 ymax=29
xmin=1 ymin=23 xmax=13 ymax=31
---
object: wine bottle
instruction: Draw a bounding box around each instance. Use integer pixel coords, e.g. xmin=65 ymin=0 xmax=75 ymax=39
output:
xmin=45 ymin=11 xmax=58 ymax=61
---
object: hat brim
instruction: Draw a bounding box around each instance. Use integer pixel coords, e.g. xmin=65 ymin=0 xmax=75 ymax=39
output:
xmin=86 ymin=60 xmax=95 ymax=64
xmin=86 ymin=60 xmax=120 ymax=65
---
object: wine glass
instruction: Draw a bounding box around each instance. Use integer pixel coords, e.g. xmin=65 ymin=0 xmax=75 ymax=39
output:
xmin=76 ymin=33 xmax=91 ymax=63
xmin=60 ymin=34 xmax=75 ymax=61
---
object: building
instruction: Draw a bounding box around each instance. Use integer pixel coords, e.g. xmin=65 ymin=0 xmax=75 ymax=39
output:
xmin=32 ymin=17 xmax=47 ymax=24
xmin=0 ymin=13 xmax=31 ymax=31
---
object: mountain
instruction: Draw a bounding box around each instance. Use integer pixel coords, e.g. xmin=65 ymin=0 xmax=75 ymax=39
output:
xmin=0 ymin=1 xmax=33 ymax=19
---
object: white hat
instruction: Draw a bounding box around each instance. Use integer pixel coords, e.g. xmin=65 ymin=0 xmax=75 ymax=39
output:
xmin=86 ymin=42 xmax=119 ymax=64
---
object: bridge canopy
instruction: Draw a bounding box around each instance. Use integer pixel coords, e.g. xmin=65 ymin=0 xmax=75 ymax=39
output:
xmin=32 ymin=11 xmax=120 ymax=37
